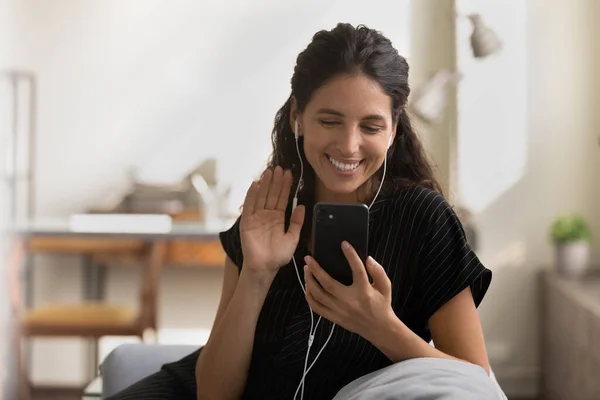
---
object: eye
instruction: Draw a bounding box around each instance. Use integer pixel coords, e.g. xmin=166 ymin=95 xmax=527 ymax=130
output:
xmin=320 ymin=120 xmax=340 ymax=127
xmin=361 ymin=125 xmax=383 ymax=133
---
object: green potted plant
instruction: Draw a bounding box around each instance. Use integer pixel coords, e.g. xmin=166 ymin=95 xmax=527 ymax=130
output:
xmin=550 ymin=214 xmax=592 ymax=278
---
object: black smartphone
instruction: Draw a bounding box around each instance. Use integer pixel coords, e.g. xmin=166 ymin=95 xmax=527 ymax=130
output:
xmin=311 ymin=202 xmax=369 ymax=286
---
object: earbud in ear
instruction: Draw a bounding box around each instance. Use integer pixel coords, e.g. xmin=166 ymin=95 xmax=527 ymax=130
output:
xmin=387 ymin=134 xmax=393 ymax=150
xmin=294 ymin=120 xmax=299 ymax=139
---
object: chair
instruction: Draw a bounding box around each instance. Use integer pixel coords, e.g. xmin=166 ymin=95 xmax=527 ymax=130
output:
xmin=8 ymin=237 xmax=167 ymax=400
xmin=101 ymin=343 xmax=200 ymax=398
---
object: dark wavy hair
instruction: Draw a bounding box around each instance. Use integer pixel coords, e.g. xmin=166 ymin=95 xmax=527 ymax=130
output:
xmin=268 ymin=23 xmax=442 ymax=239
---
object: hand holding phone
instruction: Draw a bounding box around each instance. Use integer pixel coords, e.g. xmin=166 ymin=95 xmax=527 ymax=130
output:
xmin=311 ymin=202 xmax=369 ymax=286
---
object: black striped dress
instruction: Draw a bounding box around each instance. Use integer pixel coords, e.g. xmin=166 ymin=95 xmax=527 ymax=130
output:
xmin=107 ymin=185 xmax=492 ymax=400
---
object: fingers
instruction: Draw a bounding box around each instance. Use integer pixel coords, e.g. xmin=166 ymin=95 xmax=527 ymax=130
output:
xmin=247 ymin=166 xmax=294 ymax=214
xmin=304 ymin=265 xmax=335 ymax=308
xmin=304 ymin=266 xmax=335 ymax=319
xmin=254 ymin=169 xmax=273 ymax=213
xmin=276 ymin=169 xmax=293 ymax=211
xmin=341 ymin=241 xmax=369 ymax=287
xmin=242 ymin=181 xmax=259 ymax=219
xmin=265 ymin=166 xmax=283 ymax=210
xmin=305 ymin=289 xmax=332 ymax=320
xmin=366 ymin=256 xmax=392 ymax=297
xmin=287 ymin=204 xmax=305 ymax=238
xmin=305 ymin=256 xmax=339 ymax=296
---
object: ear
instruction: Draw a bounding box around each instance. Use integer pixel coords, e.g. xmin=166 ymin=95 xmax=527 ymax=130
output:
xmin=289 ymin=96 xmax=302 ymax=136
xmin=388 ymin=126 xmax=397 ymax=149
xmin=389 ymin=112 xmax=401 ymax=148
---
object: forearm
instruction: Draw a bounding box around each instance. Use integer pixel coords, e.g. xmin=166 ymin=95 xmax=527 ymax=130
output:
xmin=195 ymin=267 xmax=275 ymax=400
xmin=371 ymin=312 xmax=489 ymax=374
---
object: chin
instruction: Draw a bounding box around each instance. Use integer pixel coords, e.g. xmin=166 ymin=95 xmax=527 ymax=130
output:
xmin=316 ymin=174 xmax=368 ymax=200
xmin=309 ymin=153 xmax=378 ymax=201
xmin=326 ymin=182 xmax=361 ymax=195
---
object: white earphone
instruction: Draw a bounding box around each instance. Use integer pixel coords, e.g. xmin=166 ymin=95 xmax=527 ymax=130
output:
xmin=291 ymin=119 xmax=391 ymax=400
xmin=292 ymin=120 xmax=302 ymax=212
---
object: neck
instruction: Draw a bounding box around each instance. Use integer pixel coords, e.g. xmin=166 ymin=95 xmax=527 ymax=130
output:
xmin=314 ymin=180 xmax=360 ymax=204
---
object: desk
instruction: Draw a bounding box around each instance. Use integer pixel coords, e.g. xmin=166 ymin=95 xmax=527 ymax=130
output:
xmin=7 ymin=217 xmax=236 ymax=382
xmin=13 ymin=217 xmax=235 ymax=239
xmin=11 ymin=217 xmax=236 ymax=302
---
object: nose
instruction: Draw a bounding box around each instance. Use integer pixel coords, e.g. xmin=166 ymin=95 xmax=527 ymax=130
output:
xmin=336 ymin=126 xmax=361 ymax=157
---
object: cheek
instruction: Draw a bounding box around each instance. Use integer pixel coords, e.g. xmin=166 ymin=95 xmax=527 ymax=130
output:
xmin=302 ymin=138 xmax=318 ymax=158
xmin=364 ymin=141 xmax=388 ymax=162
xmin=301 ymin=140 xmax=322 ymax=171
xmin=303 ymin=129 xmax=329 ymax=155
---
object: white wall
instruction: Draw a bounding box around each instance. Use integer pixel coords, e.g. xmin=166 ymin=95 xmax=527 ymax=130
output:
xmin=456 ymin=0 xmax=600 ymax=397
xmin=23 ymin=0 xmax=411 ymax=218
xmin=18 ymin=0 xmax=413 ymax=386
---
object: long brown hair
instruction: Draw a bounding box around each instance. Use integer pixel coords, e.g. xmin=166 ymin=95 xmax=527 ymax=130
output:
xmin=267 ymin=23 xmax=443 ymax=239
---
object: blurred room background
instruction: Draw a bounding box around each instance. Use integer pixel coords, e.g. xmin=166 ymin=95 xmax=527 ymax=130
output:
xmin=1 ymin=0 xmax=599 ymax=399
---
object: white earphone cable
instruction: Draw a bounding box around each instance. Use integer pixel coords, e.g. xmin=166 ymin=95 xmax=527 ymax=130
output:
xmin=291 ymin=120 xmax=391 ymax=400
xmin=292 ymin=120 xmax=303 ymax=212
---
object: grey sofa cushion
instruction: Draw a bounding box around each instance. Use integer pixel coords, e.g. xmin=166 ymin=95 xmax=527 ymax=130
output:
xmin=101 ymin=343 xmax=199 ymax=398
xmin=332 ymin=358 xmax=507 ymax=400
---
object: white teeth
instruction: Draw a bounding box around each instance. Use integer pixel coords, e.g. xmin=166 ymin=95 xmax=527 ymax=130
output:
xmin=327 ymin=156 xmax=361 ymax=171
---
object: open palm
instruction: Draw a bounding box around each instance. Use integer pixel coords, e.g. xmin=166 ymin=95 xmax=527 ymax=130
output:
xmin=240 ymin=166 xmax=305 ymax=272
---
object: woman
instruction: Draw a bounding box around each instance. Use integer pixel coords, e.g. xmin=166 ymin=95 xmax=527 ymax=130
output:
xmin=108 ymin=22 xmax=492 ymax=400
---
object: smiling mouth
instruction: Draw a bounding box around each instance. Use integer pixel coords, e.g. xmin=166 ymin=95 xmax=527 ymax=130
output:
xmin=326 ymin=155 xmax=363 ymax=172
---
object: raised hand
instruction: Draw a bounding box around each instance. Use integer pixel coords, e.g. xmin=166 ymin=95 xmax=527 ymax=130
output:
xmin=240 ymin=166 xmax=305 ymax=274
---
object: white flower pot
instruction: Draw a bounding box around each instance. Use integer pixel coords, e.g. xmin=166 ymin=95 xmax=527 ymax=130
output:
xmin=555 ymin=241 xmax=590 ymax=278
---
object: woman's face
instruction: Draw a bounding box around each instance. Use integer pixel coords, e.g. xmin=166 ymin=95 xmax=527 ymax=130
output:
xmin=293 ymin=73 xmax=396 ymax=203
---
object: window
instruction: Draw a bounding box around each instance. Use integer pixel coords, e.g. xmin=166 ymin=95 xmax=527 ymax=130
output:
xmin=455 ymin=0 xmax=527 ymax=212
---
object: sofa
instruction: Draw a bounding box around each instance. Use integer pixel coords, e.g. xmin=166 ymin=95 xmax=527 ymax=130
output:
xmin=101 ymin=343 xmax=199 ymax=398
xmin=101 ymin=343 xmax=505 ymax=399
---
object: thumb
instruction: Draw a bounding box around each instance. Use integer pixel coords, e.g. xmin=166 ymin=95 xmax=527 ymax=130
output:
xmin=287 ymin=205 xmax=305 ymax=239
xmin=366 ymin=256 xmax=391 ymax=297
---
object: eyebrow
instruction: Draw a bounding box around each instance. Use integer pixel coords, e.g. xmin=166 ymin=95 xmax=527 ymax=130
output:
xmin=316 ymin=108 xmax=386 ymax=122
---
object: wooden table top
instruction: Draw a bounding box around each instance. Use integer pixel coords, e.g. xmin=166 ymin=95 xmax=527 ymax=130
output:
xmin=10 ymin=216 xmax=237 ymax=240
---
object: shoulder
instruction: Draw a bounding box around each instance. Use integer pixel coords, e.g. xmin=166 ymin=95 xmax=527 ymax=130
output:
xmin=389 ymin=185 xmax=447 ymax=211
xmin=218 ymin=216 xmax=244 ymax=270
xmin=391 ymin=188 xmax=492 ymax=323
xmin=385 ymin=185 xmax=455 ymax=231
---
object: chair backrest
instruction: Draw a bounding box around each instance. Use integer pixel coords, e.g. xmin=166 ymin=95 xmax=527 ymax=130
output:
xmin=137 ymin=241 xmax=167 ymax=332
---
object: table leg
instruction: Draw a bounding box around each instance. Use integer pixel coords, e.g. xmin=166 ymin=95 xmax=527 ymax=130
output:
xmin=23 ymin=248 xmax=34 ymax=375
xmin=82 ymin=255 xmax=107 ymax=300
xmin=81 ymin=256 xmax=107 ymax=378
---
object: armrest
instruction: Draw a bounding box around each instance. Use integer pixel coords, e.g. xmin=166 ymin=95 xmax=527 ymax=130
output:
xmin=101 ymin=343 xmax=199 ymax=398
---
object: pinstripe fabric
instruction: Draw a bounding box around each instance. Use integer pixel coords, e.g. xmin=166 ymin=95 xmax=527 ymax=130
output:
xmin=107 ymin=185 xmax=492 ymax=400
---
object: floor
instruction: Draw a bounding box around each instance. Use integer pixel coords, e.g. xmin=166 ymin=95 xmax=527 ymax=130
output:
xmin=31 ymin=387 xmax=81 ymax=400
